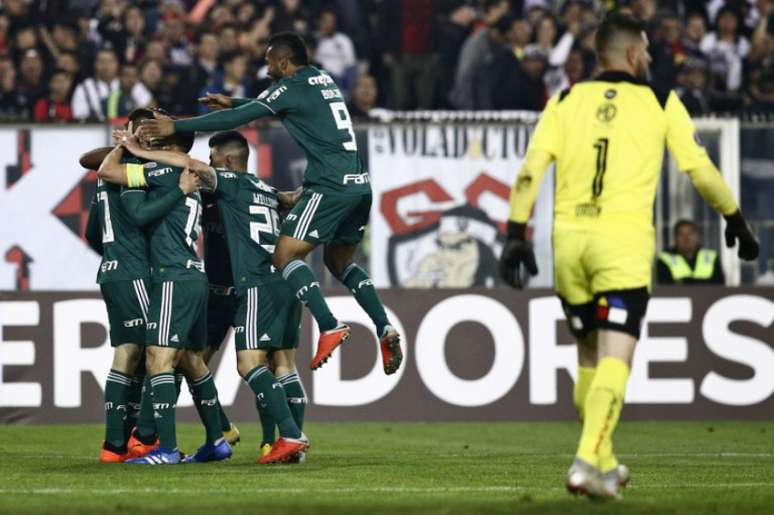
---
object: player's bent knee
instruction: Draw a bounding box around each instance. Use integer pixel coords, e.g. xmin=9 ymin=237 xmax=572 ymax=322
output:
xmin=236 ymin=350 xmax=268 ymax=377
xmin=112 ymin=343 xmax=142 ymax=374
xmin=178 ymin=350 xmax=209 ymax=378
xmin=145 ymin=346 xmax=178 ymax=375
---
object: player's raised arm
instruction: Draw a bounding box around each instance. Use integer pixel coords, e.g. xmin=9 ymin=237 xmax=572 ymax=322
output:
xmin=664 ymin=92 xmax=759 ymax=260
xmin=500 ymin=96 xmax=559 ymax=288
xmin=97 ymin=145 xmax=130 ymax=185
xmin=138 ymin=99 xmax=275 ymax=139
xmin=120 ymin=170 xmax=201 ymax=227
xmin=115 ymin=130 xmax=197 ymax=170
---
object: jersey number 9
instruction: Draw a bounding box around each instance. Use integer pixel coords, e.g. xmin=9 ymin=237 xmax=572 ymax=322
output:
xmin=329 ymin=102 xmax=358 ymax=152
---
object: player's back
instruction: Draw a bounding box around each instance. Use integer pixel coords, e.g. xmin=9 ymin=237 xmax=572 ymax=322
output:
xmin=212 ymin=169 xmax=282 ymax=290
xmin=546 ymin=71 xmax=673 ymax=231
xmin=143 ymin=163 xmax=205 ymax=282
xmin=258 ymin=66 xmax=369 ymax=195
xmin=94 ymin=170 xmax=148 ymax=283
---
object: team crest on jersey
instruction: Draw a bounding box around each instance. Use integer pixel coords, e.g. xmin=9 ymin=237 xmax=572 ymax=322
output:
xmin=604 ymin=89 xmax=617 ymax=99
xmin=143 ymin=162 xmax=158 ymax=168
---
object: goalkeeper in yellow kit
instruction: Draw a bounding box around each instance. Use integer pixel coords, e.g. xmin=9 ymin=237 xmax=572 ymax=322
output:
xmin=500 ymin=13 xmax=759 ymax=499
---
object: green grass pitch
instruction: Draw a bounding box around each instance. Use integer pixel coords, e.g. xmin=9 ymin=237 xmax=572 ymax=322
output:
xmin=1 ymin=421 xmax=773 ymax=514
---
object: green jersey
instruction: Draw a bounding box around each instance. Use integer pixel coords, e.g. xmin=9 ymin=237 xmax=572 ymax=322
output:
xmin=210 ymin=168 xmax=283 ymax=293
xmin=202 ymin=191 xmax=233 ymax=288
xmin=135 ymin=162 xmax=206 ymax=282
xmin=174 ymin=66 xmax=369 ymax=195
xmin=90 ymin=165 xmax=149 ymax=284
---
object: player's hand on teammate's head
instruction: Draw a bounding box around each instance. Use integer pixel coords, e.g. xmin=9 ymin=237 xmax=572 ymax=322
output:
xmin=113 ymin=129 xmax=141 ymax=153
xmin=499 ymin=221 xmax=538 ymax=289
xmin=724 ymin=210 xmax=760 ymax=261
xmin=198 ymin=92 xmax=232 ymax=110
xmin=137 ymin=118 xmax=174 ymax=140
xmin=178 ymin=168 xmax=201 ymax=195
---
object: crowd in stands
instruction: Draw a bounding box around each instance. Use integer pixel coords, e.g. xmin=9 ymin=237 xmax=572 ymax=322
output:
xmin=0 ymin=0 xmax=771 ymax=123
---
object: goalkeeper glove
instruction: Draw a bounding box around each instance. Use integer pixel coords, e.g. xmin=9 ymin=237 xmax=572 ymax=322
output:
xmin=724 ymin=210 xmax=759 ymax=261
xmin=499 ymin=221 xmax=538 ymax=289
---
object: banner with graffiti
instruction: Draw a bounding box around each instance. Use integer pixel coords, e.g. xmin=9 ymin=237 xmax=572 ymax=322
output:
xmin=367 ymin=123 xmax=554 ymax=289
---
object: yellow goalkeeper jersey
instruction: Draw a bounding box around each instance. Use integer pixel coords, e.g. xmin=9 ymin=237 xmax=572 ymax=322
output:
xmin=512 ymin=70 xmax=721 ymax=229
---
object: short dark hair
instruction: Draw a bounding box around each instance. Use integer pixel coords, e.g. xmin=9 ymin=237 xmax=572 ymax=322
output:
xmin=594 ymin=12 xmax=645 ymax=63
xmin=673 ymin=219 xmax=698 ymax=235
xmin=172 ymin=132 xmax=195 ymax=153
xmin=128 ymin=108 xmax=155 ymax=125
xmin=268 ymin=32 xmax=309 ymax=66
xmin=209 ymin=131 xmax=249 ymax=162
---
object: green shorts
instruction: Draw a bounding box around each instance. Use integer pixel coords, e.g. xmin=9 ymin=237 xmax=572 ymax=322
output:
xmin=281 ymin=189 xmax=371 ymax=245
xmin=207 ymin=285 xmax=238 ymax=349
xmin=234 ymin=280 xmax=302 ymax=352
xmin=100 ymin=279 xmax=149 ymax=347
xmin=145 ymin=279 xmax=208 ymax=350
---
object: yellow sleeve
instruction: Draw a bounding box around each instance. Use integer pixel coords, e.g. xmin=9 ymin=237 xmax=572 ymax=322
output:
xmin=686 ymin=165 xmax=738 ymax=216
xmin=126 ymin=164 xmax=147 ymax=188
xmin=507 ymin=95 xmax=559 ymax=223
xmin=664 ymin=91 xmax=713 ymax=172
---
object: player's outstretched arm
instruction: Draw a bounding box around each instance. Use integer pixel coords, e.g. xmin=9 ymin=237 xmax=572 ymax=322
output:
xmin=97 ymin=145 xmax=129 ymax=185
xmin=114 ymin=129 xmax=195 ymax=170
xmin=139 ymin=100 xmax=273 ymax=138
xmin=120 ymin=170 xmax=200 ymax=227
xmin=500 ymin=147 xmax=553 ymax=288
xmin=664 ymin=92 xmax=759 ymax=260
xmin=79 ymin=147 xmax=113 ymax=170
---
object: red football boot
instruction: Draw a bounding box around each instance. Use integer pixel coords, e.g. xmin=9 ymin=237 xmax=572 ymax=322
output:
xmin=379 ymin=325 xmax=403 ymax=375
xmin=258 ymin=435 xmax=309 ymax=464
xmin=310 ymin=324 xmax=350 ymax=370
xmin=100 ymin=445 xmax=128 ymax=463
xmin=126 ymin=430 xmax=159 ymax=459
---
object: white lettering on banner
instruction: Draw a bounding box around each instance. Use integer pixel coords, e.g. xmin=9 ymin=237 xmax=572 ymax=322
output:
xmin=529 ymin=297 xmax=577 ymax=404
xmin=0 ymin=301 xmax=41 ymax=407
xmin=0 ymin=128 xmax=105 ymax=290
xmin=415 ymin=295 xmax=523 ymax=407
xmin=313 ymin=297 xmax=406 ymax=406
xmin=627 ymin=298 xmax=694 ymax=403
xmin=700 ymin=295 xmax=774 ymax=406
xmin=53 ymin=299 xmax=112 ymax=407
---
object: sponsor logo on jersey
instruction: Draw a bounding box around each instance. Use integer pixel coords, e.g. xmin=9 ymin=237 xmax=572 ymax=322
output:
xmin=143 ymin=162 xmax=158 ymax=169
xmin=186 ymin=259 xmax=205 ymax=272
xmin=147 ymin=167 xmax=174 ymax=177
xmin=596 ymin=103 xmax=617 ymax=122
xmin=575 ymin=203 xmax=601 ymax=217
xmin=199 ymin=396 xmax=218 ymax=407
xmin=308 ymin=74 xmax=335 ymax=86
xmin=219 ymin=171 xmax=237 ymax=179
xmin=123 ymin=318 xmax=144 ymax=328
xmin=146 ymin=322 xmax=158 ymax=330
xmin=295 ymin=281 xmax=320 ymax=300
xmin=265 ymin=85 xmax=288 ymax=103
xmin=308 ymin=229 xmax=319 ymax=238
xmin=170 ymin=334 xmax=179 ymax=343
xmin=100 ymin=260 xmax=119 ymax=273
xmin=343 ymin=173 xmax=370 ymax=185
xmin=259 ymin=333 xmax=271 ymax=342
xmin=286 ymin=214 xmax=299 ymax=221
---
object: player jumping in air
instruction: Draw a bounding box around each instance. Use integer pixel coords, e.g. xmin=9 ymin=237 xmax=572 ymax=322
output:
xmin=97 ymin=131 xmax=232 ymax=465
xmin=500 ymin=13 xmax=759 ymax=499
xmin=138 ymin=32 xmax=402 ymax=375
xmin=118 ymin=130 xmax=310 ymax=464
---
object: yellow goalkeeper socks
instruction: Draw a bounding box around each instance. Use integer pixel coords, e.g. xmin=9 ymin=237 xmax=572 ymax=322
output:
xmin=576 ymin=357 xmax=630 ymax=472
xmin=573 ymin=366 xmax=596 ymax=422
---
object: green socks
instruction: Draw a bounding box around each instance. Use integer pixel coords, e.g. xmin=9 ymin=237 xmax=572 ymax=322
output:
xmin=149 ymin=372 xmax=178 ymax=450
xmin=339 ymin=263 xmax=390 ymax=336
xmin=244 ymin=365 xmax=301 ymax=439
xmin=189 ymin=372 xmax=224 ymax=444
xmin=257 ymin=398 xmax=276 ymax=446
xmin=135 ymin=375 xmax=157 ymax=442
xmin=283 ymin=260 xmax=337 ymax=332
xmin=124 ymin=373 xmax=144 ymax=439
xmin=278 ymin=371 xmax=306 ymax=430
xmin=104 ymin=369 xmax=132 ymax=451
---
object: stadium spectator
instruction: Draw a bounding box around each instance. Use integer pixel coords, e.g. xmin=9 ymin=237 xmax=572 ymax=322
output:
xmin=314 ymin=10 xmax=356 ymax=91
xmin=676 ymin=57 xmax=712 ymax=115
xmin=657 ymin=220 xmax=725 ymax=285
xmin=198 ymin=52 xmax=252 ymax=114
xmin=106 ymin=63 xmax=153 ymax=119
xmin=650 ymin=11 xmax=682 ymax=90
xmin=500 ymin=44 xmax=548 ymax=110
xmin=380 ymin=0 xmax=441 ymax=110
xmin=0 ymin=57 xmax=29 ymax=120
xmin=163 ymin=14 xmax=193 ymax=67
xmin=701 ymin=6 xmax=750 ymax=94
xmin=190 ymin=32 xmax=220 ymax=96
xmin=218 ymin=23 xmax=241 ymax=55
xmin=533 ymin=13 xmax=577 ymax=68
xmin=71 ymin=47 xmax=119 ymax=121
xmin=545 ymin=46 xmax=585 ymax=96
xmin=507 ymin=17 xmax=533 ymax=60
xmin=434 ymin=3 xmax=477 ymax=108
xmin=271 ymin=0 xmax=312 ymax=35
xmin=33 ymin=70 xmax=74 ymax=122
xmin=139 ymin=59 xmax=163 ymax=100
xmin=682 ymin=11 xmax=708 ymax=60
xmin=347 ymin=73 xmax=379 ymax=119
xmin=56 ymin=51 xmax=81 ymax=82
xmin=17 ymin=49 xmax=46 ymax=108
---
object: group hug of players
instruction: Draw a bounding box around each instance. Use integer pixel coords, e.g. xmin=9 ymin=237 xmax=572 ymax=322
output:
xmin=85 ymin=22 xmax=759 ymax=498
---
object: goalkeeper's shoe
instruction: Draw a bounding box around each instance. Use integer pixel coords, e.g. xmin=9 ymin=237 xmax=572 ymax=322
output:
xmin=125 ymin=447 xmax=181 ymax=465
xmin=260 ymin=443 xmax=273 ymax=459
xmin=223 ymin=423 xmax=240 ymax=446
xmin=310 ymin=324 xmax=350 ymax=370
xmin=379 ymin=325 xmax=402 ymax=375
xmin=566 ymin=457 xmax=621 ymax=499
xmin=182 ymin=439 xmax=232 ymax=463
xmin=99 ymin=445 xmax=127 ymax=463
xmin=616 ymin=464 xmax=630 ymax=489
xmin=258 ymin=434 xmax=309 ymax=464
xmin=126 ymin=430 xmax=159 ymax=458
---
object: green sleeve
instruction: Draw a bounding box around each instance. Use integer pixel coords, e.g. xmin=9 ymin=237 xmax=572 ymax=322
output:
xmin=84 ymin=199 xmax=103 ymax=255
xmin=120 ymin=187 xmax=184 ymax=227
xmin=173 ymin=100 xmax=273 ymax=132
xmin=231 ymin=97 xmax=251 ymax=107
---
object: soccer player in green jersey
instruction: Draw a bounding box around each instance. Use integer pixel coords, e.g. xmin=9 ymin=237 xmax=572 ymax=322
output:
xmin=139 ymin=32 xmax=403 ymax=375
xmin=97 ymin=132 xmax=231 ymax=465
xmin=83 ymin=108 xmax=199 ymax=463
xmin=120 ymin=130 xmax=310 ymax=464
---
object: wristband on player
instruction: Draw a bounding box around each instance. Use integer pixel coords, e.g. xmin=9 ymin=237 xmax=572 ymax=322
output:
xmin=507 ymin=221 xmax=527 ymax=241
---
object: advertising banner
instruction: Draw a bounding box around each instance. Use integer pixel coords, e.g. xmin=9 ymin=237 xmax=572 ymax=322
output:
xmin=1 ymin=288 xmax=771 ymax=424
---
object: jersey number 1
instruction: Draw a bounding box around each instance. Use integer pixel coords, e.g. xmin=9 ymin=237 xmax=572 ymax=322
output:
xmin=329 ymin=102 xmax=357 ymax=151
xmin=592 ymin=138 xmax=609 ymax=199
xmin=98 ymin=191 xmax=115 ymax=243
